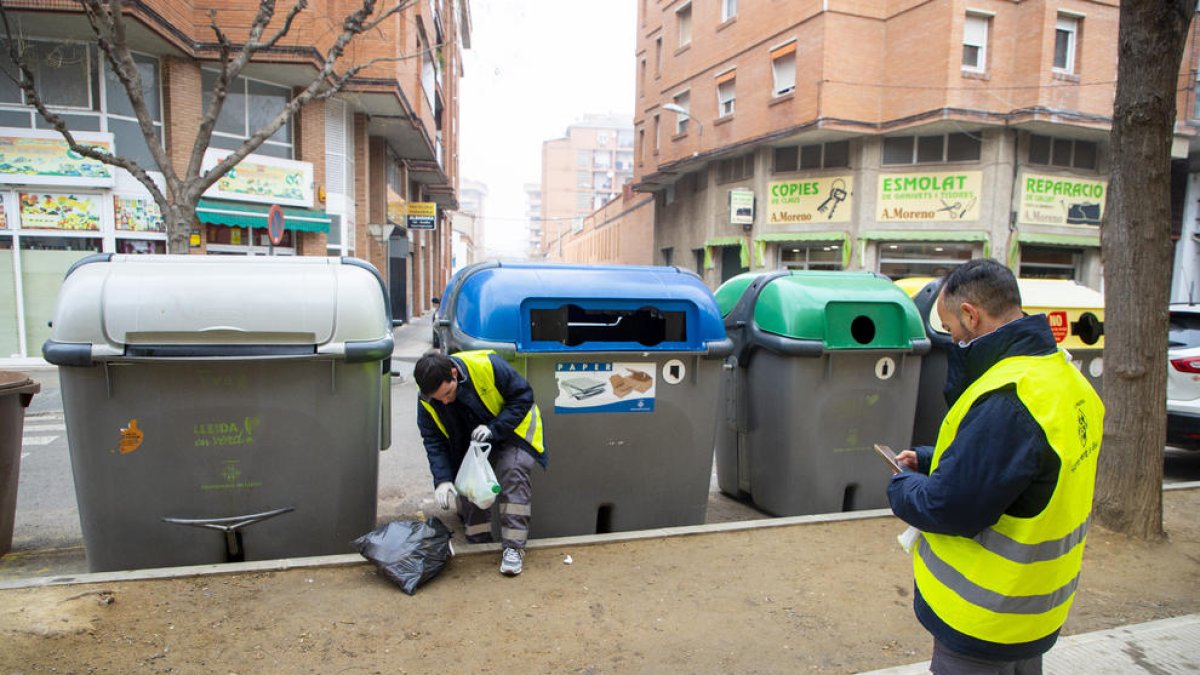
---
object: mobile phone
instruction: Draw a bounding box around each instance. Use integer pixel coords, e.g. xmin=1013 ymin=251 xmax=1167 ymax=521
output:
xmin=873 ymin=443 xmax=903 ymax=475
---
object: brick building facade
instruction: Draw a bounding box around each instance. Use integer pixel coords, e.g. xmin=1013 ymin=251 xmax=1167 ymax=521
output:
xmin=631 ymin=0 xmax=1199 ymax=293
xmin=0 ymin=0 xmax=468 ymax=361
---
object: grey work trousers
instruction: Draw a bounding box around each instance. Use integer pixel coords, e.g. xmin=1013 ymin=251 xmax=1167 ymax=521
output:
xmin=930 ymin=640 xmax=1043 ymax=675
xmin=457 ymin=442 xmax=534 ymax=550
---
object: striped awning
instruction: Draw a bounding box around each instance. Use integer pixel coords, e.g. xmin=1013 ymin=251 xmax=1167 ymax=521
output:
xmin=196 ymin=199 xmax=331 ymax=233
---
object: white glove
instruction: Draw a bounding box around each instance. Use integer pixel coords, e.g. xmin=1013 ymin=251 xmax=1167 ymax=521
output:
xmin=471 ymin=425 xmax=492 ymax=442
xmin=435 ymin=482 xmax=458 ymax=510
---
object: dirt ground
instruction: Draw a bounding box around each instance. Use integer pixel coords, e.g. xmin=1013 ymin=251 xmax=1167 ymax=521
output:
xmin=0 ymin=489 xmax=1197 ymax=675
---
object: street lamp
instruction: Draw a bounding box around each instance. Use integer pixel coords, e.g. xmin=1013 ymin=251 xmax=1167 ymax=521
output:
xmin=663 ymin=102 xmax=702 ymax=154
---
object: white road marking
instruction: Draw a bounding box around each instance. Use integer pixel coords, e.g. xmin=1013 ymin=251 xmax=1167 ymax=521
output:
xmin=20 ymin=435 xmax=59 ymax=446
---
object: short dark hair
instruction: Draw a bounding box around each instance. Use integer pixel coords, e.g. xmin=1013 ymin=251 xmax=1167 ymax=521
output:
xmin=940 ymin=258 xmax=1022 ymax=317
xmin=414 ymin=350 xmax=455 ymax=395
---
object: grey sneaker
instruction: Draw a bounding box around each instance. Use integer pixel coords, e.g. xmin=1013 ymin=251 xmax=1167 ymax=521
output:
xmin=500 ymin=547 xmax=524 ymax=576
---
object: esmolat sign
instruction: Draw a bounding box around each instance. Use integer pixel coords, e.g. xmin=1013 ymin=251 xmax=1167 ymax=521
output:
xmin=767 ymin=176 xmax=853 ymax=224
xmin=877 ymin=171 xmax=981 ymax=222
xmin=1020 ymin=173 xmax=1106 ymax=226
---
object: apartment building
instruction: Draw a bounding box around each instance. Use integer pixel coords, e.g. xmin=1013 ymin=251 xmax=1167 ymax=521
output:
xmin=524 ymin=182 xmax=542 ymax=257
xmin=632 ymin=0 xmax=1198 ymax=292
xmin=0 ymin=0 xmax=468 ymax=361
xmin=450 ymin=178 xmax=487 ymax=272
xmin=537 ymin=113 xmax=635 ymax=260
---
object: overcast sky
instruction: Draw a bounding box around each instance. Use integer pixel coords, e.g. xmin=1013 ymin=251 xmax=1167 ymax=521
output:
xmin=459 ymin=0 xmax=636 ymax=255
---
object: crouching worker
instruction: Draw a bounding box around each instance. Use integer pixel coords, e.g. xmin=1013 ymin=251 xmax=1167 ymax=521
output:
xmin=415 ymin=349 xmax=547 ymax=576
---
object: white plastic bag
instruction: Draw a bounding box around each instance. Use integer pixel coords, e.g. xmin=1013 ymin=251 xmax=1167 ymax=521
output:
xmin=454 ymin=441 xmax=501 ymax=509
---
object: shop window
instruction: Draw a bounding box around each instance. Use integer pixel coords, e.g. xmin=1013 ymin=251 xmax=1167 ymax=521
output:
xmin=202 ymin=70 xmax=293 ymax=159
xmin=882 ymin=133 xmax=980 ymax=165
xmin=781 ymin=243 xmax=843 ymax=270
xmin=205 ymin=223 xmax=293 ymax=251
xmin=877 ymin=241 xmax=974 ymax=279
xmin=116 ymin=239 xmax=165 ymax=254
xmin=1028 ymin=134 xmax=1098 ymax=170
xmin=19 ymin=235 xmax=102 ymax=354
xmin=1019 ymin=245 xmax=1079 ymax=280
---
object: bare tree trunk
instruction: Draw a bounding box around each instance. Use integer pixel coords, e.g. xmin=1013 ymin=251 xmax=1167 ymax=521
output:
xmin=163 ymin=200 xmax=199 ymax=254
xmin=1097 ymin=0 xmax=1194 ymax=539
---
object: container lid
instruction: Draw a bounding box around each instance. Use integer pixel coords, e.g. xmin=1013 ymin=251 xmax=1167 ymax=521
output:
xmin=0 ymin=370 xmax=40 ymax=394
xmin=46 ymin=255 xmax=391 ymax=360
xmin=1018 ymin=278 xmax=1104 ymax=311
xmin=718 ymin=271 xmax=926 ymax=349
xmin=448 ymin=262 xmax=728 ymax=352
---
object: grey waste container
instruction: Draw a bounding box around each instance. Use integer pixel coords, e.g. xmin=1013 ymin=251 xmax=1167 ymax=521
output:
xmin=0 ymin=371 xmax=40 ymax=556
xmin=714 ymin=271 xmax=929 ymax=517
xmin=436 ymin=261 xmax=732 ymax=538
xmin=43 ymin=254 xmax=393 ymax=572
xmin=903 ymin=276 xmax=1104 ymax=447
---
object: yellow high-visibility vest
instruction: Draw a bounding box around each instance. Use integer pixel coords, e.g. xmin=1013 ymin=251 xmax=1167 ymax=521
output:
xmin=914 ymin=350 xmax=1103 ymax=644
xmin=420 ymin=350 xmax=545 ymax=454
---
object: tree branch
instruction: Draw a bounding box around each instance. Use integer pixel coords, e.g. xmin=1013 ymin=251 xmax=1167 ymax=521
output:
xmin=188 ymin=0 xmax=285 ymax=181
xmin=0 ymin=2 xmax=165 ymax=205
xmin=255 ymin=0 xmax=309 ymax=51
xmin=195 ymin=0 xmax=420 ymax=196
xmin=79 ymin=0 xmax=178 ymax=198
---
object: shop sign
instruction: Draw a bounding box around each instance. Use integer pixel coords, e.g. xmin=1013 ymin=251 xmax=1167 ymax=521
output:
xmin=18 ymin=192 xmax=102 ymax=230
xmin=114 ymin=195 xmax=165 ymax=233
xmin=767 ymin=176 xmax=853 ymax=224
xmin=201 ymin=148 xmax=313 ymax=207
xmin=406 ymin=202 xmax=436 ymax=230
xmin=0 ymin=201 xmax=7 ymax=229
xmin=1020 ymin=172 xmax=1106 ymax=226
xmin=0 ymin=129 xmax=115 ymax=187
xmin=877 ymin=171 xmax=981 ymax=222
xmin=386 ymin=187 xmax=406 ymax=225
xmin=729 ymin=189 xmax=755 ymax=225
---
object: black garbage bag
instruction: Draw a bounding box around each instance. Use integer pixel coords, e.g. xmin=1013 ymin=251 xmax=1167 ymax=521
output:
xmin=353 ymin=517 xmax=453 ymax=595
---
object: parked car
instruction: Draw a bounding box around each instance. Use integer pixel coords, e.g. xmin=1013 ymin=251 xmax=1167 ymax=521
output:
xmin=1167 ymin=304 xmax=1200 ymax=449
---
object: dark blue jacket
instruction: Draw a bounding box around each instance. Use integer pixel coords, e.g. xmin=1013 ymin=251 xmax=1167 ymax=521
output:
xmin=417 ymin=353 xmax=547 ymax=487
xmin=887 ymin=314 xmax=1064 ymax=661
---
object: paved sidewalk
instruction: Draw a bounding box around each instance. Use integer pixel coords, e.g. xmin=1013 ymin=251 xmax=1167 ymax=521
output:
xmin=864 ymin=613 xmax=1200 ymax=674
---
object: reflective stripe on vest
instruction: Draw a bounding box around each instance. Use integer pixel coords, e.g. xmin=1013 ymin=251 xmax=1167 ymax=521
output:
xmin=421 ymin=350 xmax=545 ymax=454
xmin=915 ymin=350 xmax=1104 ymax=644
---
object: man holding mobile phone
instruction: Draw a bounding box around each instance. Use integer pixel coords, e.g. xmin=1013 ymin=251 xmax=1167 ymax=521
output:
xmin=886 ymin=259 xmax=1104 ymax=674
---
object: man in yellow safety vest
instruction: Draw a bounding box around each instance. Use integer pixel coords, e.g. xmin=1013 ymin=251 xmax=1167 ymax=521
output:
xmin=415 ymin=349 xmax=547 ymax=576
xmin=887 ymin=258 xmax=1103 ymax=673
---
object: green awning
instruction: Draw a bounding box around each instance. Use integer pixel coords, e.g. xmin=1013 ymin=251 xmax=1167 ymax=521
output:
xmin=859 ymin=230 xmax=989 ymax=243
xmin=754 ymin=231 xmax=850 ymax=267
xmin=1017 ymin=232 xmax=1100 ymax=248
xmin=703 ymin=236 xmax=748 ymax=270
xmin=197 ymin=199 xmax=331 ymax=233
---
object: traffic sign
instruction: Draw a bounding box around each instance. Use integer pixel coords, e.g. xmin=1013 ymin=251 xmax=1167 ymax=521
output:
xmin=267 ymin=204 xmax=285 ymax=246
